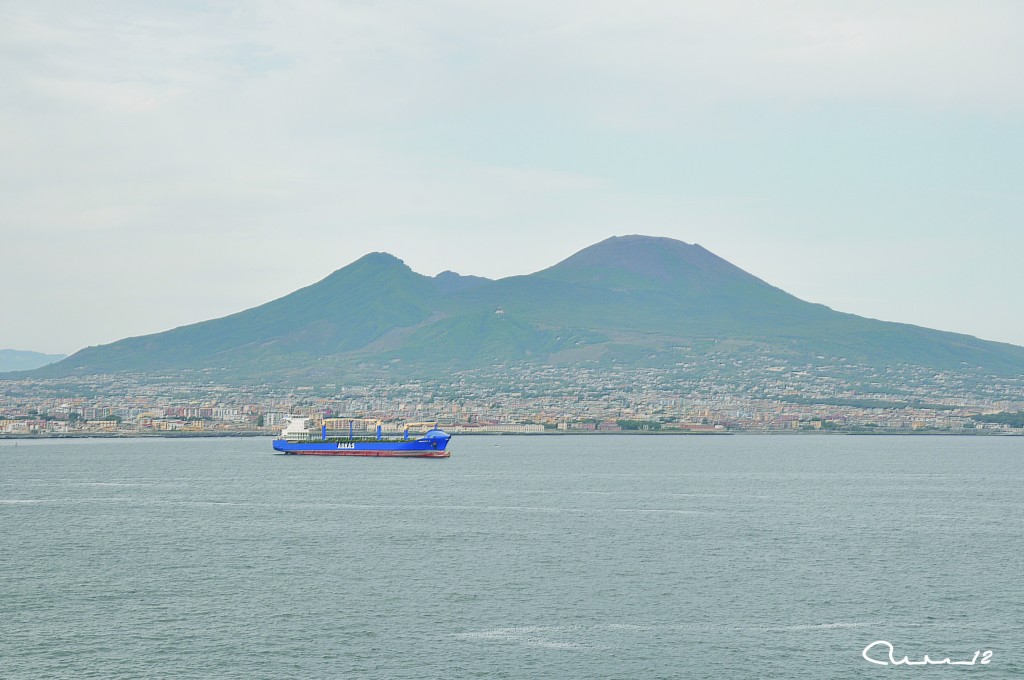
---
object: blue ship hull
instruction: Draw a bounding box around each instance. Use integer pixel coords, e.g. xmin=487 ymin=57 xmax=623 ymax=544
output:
xmin=273 ymin=429 xmax=451 ymax=458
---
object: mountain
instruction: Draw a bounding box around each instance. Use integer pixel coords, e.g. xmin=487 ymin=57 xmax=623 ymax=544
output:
xmin=14 ymin=235 xmax=1024 ymax=382
xmin=0 ymin=349 xmax=66 ymax=372
xmin=431 ymin=270 xmax=491 ymax=294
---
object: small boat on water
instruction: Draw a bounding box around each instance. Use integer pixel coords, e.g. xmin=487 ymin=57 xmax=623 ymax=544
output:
xmin=272 ymin=417 xmax=451 ymax=458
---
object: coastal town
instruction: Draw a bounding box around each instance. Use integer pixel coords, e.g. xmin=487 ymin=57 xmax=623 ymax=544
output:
xmin=3 ymin=357 xmax=1023 ymax=437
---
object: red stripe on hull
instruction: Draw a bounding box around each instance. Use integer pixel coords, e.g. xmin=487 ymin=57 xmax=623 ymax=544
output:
xmin=285 ymin=449 xmax=450 ymax=458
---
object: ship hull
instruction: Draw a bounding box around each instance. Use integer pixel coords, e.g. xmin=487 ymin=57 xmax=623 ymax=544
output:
xmin=272 ymin=438 xmax=450 ymax=458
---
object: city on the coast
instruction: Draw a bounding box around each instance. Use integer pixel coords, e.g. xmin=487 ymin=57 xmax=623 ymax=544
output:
xmin=3 ymin=358 xmax=1023 ymax=437
xmin=6 ymin=236 xmax=1024 ymax=439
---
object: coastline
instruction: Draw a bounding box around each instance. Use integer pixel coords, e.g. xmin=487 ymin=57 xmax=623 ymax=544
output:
xmin=1 ymin=430 xmax=1019 ymax=441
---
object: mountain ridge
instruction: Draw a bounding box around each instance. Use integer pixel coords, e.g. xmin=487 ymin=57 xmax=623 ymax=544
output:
xmin=11 ymin=235 xmax=1024 ymax=382
xmin=0 ymin=349 xmax=67 ymax=372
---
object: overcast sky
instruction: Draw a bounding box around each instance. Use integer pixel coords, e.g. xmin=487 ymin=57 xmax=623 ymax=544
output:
xmin=2 ymin=1 xmax=1022 ymax=355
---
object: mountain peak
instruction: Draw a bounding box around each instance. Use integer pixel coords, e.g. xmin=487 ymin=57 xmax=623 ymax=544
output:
xmin=19 ymin=234 xmax=1024 ymax=381
xmin=348 ymin=251 xmax=408 ymax=269
xmin=538 ymin=234 xmax=758 ymax=291
xmin=318 ymin=251 xmax=416 ymax=285
xmin=433 ymin=270 xmax=492 ymax=294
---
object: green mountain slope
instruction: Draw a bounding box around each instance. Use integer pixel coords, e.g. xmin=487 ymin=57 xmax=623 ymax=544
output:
xmin=39 ymin=253 xmax=440 ymax=375
xmin=16 ymin=235 xmax=1024 ymax=380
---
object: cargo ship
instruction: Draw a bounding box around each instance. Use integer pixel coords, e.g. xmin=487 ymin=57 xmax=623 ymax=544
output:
xmin=272 ymin=417 xmax=451 ymax=458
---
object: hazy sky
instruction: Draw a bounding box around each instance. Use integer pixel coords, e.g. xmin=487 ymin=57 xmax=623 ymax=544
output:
xmin=2 ymin=1 xmax=1022 ymax=355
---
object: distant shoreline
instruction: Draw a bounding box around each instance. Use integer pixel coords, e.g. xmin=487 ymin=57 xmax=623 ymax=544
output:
xmin=0 ymin=430 xmax=1018 ymax=441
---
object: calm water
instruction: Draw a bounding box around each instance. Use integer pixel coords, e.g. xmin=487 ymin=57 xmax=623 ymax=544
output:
xmin=1 ymin=435 xmax=1022 ymax=678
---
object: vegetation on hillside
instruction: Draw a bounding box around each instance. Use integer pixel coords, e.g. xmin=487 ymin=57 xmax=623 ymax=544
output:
xmin=972 ymin=412 xmax=1024 ymax=428
xmin=13 ymin=236 xmax=1024 ymax=383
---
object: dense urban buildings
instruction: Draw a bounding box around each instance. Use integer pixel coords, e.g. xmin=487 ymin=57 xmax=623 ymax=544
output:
xmin=2 ymin=358 xmax=1023 ymax=436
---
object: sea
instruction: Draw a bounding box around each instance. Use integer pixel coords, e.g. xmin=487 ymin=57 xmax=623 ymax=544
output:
xmin=1 ymin=435 xmax=1021 ymax=679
